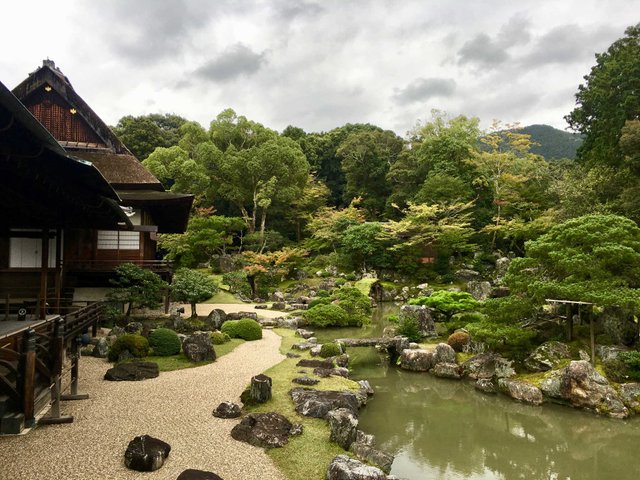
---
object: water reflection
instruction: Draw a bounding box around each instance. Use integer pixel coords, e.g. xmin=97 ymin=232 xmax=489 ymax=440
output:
xmin=315 ymin=305 xmax=640 ymax=480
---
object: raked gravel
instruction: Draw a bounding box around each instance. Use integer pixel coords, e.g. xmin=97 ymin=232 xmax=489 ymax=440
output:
xmin=0 ymin=329 xmax=286 ymax=480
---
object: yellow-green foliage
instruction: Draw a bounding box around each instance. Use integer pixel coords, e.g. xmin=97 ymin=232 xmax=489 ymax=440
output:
xmin=246 ymin=328 xmax=361 ymax=480
xmin=221 ymin=318 xmax=263 ymax=340
xmin=108 ymin=334 xmax=150 ymax=362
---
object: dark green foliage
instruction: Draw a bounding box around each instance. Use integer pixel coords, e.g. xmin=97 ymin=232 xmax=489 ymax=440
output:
xmin=445 ymin=312 xmax=485 ymax=333
xmin=171 ymin=269 xmax=219 ymax=317
xmin=316 ymin=289 xmax=330 ymax=298
xmin=303 ymin=304 xmax=350 ymax=328
xmin=333 ymin=287 xmax=372 ymax=326
xmin=410 ymin=291 xmax=478 ymax=321
xmin=335 ymin=278 xmax=347 ymax=287
xmin=148 ymin=328 xmax=181 ymax=356
xmin=566 ymin=24 xmax=640 ymax=167
xmin=221 ymin=318 xmax=263 ymax=340
xmin=108 ymin=334 xmax=150 ymax=362
xmin=319 ymin=342 xmax=343 ymax=358
xmin=340 ymin=222 xmax=391 ymax=272
xmin=516 ymin=124 xmax=583 ymax=160
xmin=222 ymin=271 xmax=252 ymax=297
xmin=107 ymin=263 xmax=167 ymax=316
xmin=506 ymin=214 xmax=640 ymax=308
xmin=447 ymin=331 xmax=471 ymax=352
xmin=345 ymin=273 xmax=357 ymax=281
xmin=113 ymin=113 xmax=187 ymax=160
xmin=604 ymin=351 xmax=640 ymax=382
xmin=396 ymin=314 xmax=422 ymax=342
xmin=210 ymin=331 xmax=231 ymax=345
xmin=308 ymin=297 xmax=331 ymax=309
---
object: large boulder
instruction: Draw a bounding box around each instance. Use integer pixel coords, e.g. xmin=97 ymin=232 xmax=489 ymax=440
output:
xmin=494 ymin=257 xmax=511 ymax=279
xmin=619 ymin=383 xmax=640 ymax=414
xmin=540 ymin=360 xmax=629 ymax=418
xmin=183 ymin=333 xmax=216 ymax=362
xmin=326 ymin=455 xmax=387 ymax=480
xmin=596 ymin=344 xmax=629 ymax=362
xmin=432 ymin=362 xmax=461 ymax=380
xmin=296 ymin=328 xmax=315 ymax=339
xmin=466 ymin=281 xmax=492 ymax=301
xmin=289 ymin=388 xmax=361 ymax=419
xmin=524 ymin=341 xmax=571 ymax=372
xmin=399 ymin=349 xmax=434 ymax=372
xmin=125 ymin=322 xmax=143 ymax=334
xmin=497 ymin=379 xmax=544 ymax=406
xmin=124 ymin=435 xmax=171 ymax=472
xmin=399 ymin=305 xmax=436 ymax=336
xmin=230 ymin=412 xmax=302 ymax=448
xmin=92 ymin=337 xmax=109 ymax=358
xmin=204 ymin=309 xmax=227 ymax=330
xmin=327 ymin=408 xmax=359 ymax=450
xmin=600 ymin=306 xmax=639 ymax=346
xmin=212 ymin=401 xmax=242 ymax=419
xmin=433 ymin=343 xmax=456 ymax=365
xmin=454 ymin=269 xmax=480 ymax=281
xmin=350 ymin=442 xmax=394 ymax=474
xmin=461 ymin=353 xmax=515 ymax=380
xmin=104 ymin=362 xmax=159 ymax=381
xmin=176 ymin=469 xmax=224 ymax=480
xmin=314 ymin=367 xmax=349 ymax=378
xmin=226 ymin=311 xmax=258 ymax=321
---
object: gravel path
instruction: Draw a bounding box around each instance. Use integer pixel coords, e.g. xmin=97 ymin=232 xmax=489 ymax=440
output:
xmin=0 ymin=329 xmax=286 ymax=480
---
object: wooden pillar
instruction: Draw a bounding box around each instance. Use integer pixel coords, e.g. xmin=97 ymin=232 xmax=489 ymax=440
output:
xmin=39 ymin=229 xmax=49 ymax=320
xmin=565 ymin=304 xmax=573 ymax=342
xmin=61 ymin=336 xmax=88 ymax=401
xmin=40 ymin=317 xmax=73 ymax=425
xmin=20 ymin=328 xmax=36 ymax=428
xmin=589 ymin=307 xmax=596 ymax=367
xmin=54 ymin=228 xmax=63 ymax=314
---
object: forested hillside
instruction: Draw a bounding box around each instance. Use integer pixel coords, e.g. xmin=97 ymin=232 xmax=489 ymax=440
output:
xmin=517 ymin=124 xmax=583 ymax=160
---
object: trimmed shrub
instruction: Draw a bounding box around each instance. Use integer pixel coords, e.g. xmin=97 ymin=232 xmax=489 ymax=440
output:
xmin=210 ymin=331 xmax=231 ymax=345
xmin=396 ymin=314 xmax=422 ymax=342
xmin=345 ymin=273 xmax=357 ymax=281
xmin=316 ymin=289 xmax=330 ymax=298
xmin=148 ymin=328 xmax=181 ymax=356
xmin=309 ymin=297 xmax=331 ymax=309
xmin=447 ymin=331 xmax=471 ymax=352
xmin=303 ymin=304 xmax=349 ymax=328
xmin=320 ymin=342 xmax=343 ymax=358
xmin=335 ymin=278 xmax=347 ymax=287
xmin=221 ymin=318 xmax=263 ymax=341
xmin=108 ymin=334 xmax=150 ymax=362
xmin=333 ymin=287 xmax=371 ymax=326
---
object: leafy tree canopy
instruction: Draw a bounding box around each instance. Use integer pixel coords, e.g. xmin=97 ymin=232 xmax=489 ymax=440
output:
xmin=171 ymin=268 xmax=219 ymax=317
xmin=107 ymin=263 xmax=167 ymax=316
xmin=506 ymin=214 xmax=640 ymax=309
xmin=113 ymin=113 xmax=187 ymax=160
xmin=565 ymin=23 xmax=640 ymax=167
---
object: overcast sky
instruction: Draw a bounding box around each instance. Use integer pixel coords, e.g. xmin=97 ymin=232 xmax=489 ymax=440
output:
xmin=1 ymin=1 xmax=638 ymax=136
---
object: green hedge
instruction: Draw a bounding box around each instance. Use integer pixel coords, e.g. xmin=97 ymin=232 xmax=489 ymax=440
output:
xmin=221 ymin=318 xmax=263 ymax=341
xmin=211 ymin=331 xmax=231 ymax=345
xmin=303 ymin=304 xmax=349 ymax=328
xmin=108 ymin=334 xmax=150 ymax=362
xmin=148 ymin=328 xmax=182 ymax=356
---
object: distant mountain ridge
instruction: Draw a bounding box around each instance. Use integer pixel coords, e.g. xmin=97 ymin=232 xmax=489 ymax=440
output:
xmin=516 ymin=124 xmax=583 ymax=160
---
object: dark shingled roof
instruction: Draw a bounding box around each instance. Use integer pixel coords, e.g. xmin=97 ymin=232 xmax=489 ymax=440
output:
xmin=70 ymin=150 xmax=163 ymax=190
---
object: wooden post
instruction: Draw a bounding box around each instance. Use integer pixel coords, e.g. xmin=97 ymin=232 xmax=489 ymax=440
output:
xmin=40 ymin=318 xmax=73 ymax=424
xmin=39 ymin=229 xmax=49 ymax=320
xmin=54 ymin=228 xmax=62 ymax=314
xmin=250 ymin=374 xmax=272 ymax=403
xmin=20 ymin=328 xmax=37 ymax=428
xmin=61 ymin=336 xmax=89 ymax=401
xmin=589 ymin=309 xmax=596 ymax=367
xmin=565 ymin=304 xmax=573 ymax=342
xmin=4 ymin=293 xmax=9 ymax=321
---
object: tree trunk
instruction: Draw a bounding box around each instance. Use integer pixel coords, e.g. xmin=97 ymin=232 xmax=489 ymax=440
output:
xmin=190 ymin=302 xmax=197 ymax=318
xmin=250 ymin=374 xmax=272 ymax=403
xmin=247 ymin=275 xmax=257 ymax=298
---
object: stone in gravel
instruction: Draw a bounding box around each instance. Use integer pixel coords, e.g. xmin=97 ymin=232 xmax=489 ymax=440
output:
xmin=326 ymin=455 xmax=387 ymax=480
xmin=230 ymin=412 xmax=302 ymax=448
xmin=314 ymin=367 xmax=349 ymax=378
xmin=254 ymin=304 xmax=268 ymax=309
xmin=104 ymin=362 xmax=159 ymax=381
xmin=297 ymin=358 xmax=333 ymax=369
xmin=183 ymin=333 xmax=216 ymax=362
xmin=176 ymin=469 xmax=224 ymax=480
xmin=204 ymin=309 xmax=226 ymax=330
xmin=213 ymin=401 xmax=242 ymax=419
xmin=290 ymin=388 xmax=361 ymax=419
xmin=327 ymin=408 xmax=358 ymax=450
xmin=124 ymin=435 xmax=171 ymax=472
xmin=292 ymin=376 xmax=320 ymax=386
xmin=271 ymin=302 xmax=286 ymax=310
xmin=226 ymin=312 xmax=258 ymax=321
xmin=92 ymin=337 xmax=109 ymax=358
xmin=250 ymin=374 xmax=272 ymax=403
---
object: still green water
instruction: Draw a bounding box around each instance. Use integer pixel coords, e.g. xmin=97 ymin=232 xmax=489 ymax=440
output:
xmin=316 ymin=305 xmax=640 ymax=480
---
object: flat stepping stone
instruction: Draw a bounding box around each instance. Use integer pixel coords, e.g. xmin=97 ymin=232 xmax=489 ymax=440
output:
xmin=177 ymin=469 xmax=224 ymax=480
xmin=292 ymin=376 xmax=320 ymax=386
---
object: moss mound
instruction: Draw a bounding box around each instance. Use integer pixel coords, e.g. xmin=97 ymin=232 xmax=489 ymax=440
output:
xmin=221 ymin=318 xmax=263 ymax=341
xmin=148 ymin=328 xmax=182 ymax=356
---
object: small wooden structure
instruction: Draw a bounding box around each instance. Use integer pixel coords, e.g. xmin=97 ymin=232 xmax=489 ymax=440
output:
xmin=546 ymin=299 xmax=595 ymax=366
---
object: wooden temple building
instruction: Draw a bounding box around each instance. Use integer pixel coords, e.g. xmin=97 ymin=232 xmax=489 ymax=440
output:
xmin=0 ymin=60 xmax=193 ymax=434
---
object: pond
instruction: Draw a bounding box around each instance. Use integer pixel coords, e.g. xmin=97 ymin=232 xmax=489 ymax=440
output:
xmin=316 ymin=305 xmax=640 ymax=480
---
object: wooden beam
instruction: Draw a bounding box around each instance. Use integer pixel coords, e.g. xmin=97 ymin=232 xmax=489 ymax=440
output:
xmin=39 ymin=229 xmax=49 ymax=320
xmin=20 ymin=328 xmax=36 ymax=428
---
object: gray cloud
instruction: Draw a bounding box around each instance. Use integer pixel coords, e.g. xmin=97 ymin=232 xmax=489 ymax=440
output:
xmin=458 ymin=33 xmax=509 ymax=67
xmin=498 ymin=15 xmax=532 ymax=46
xmin=393 ymin=78 xmax=457 ymax=105
xmin=194 ymin=44 xmax=267 ymax=82
xmin=270 ymin=0 xmax=324 ymax=22
xmin=524 ymin=24 xmax=618 ymax=66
